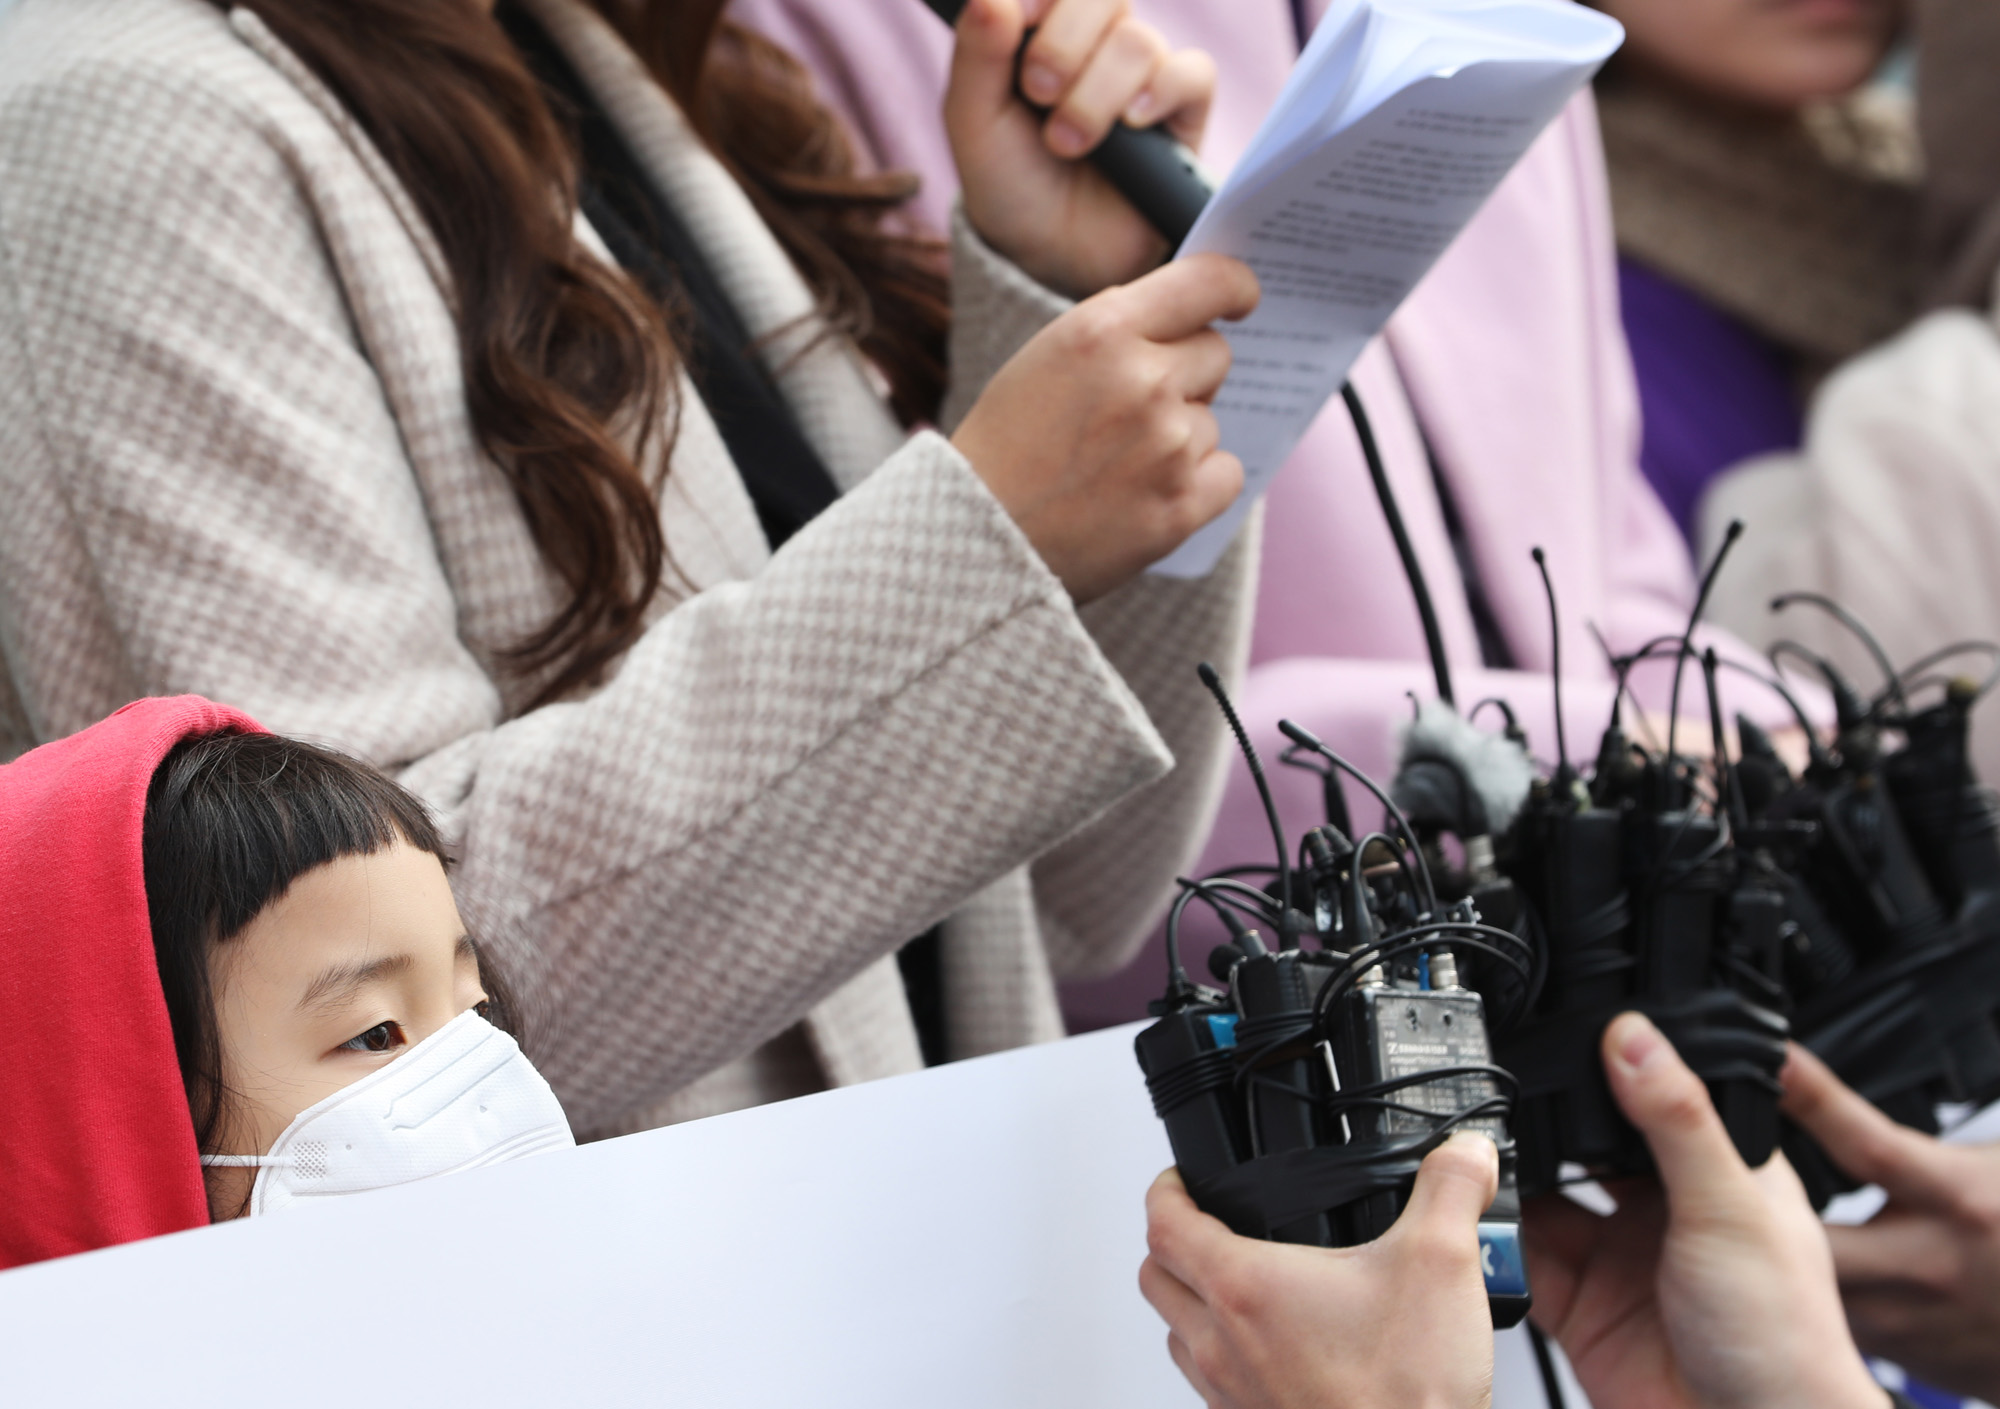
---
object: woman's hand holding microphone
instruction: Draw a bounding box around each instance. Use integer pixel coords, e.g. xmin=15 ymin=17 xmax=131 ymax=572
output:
xmin=946 ymin=0 xmax=1215 ymax=298
xmin=938 ymin=0 xmax=1258 ymax=602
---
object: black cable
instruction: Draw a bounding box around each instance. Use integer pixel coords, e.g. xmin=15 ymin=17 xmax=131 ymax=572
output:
xmin=1771 ymin=591 xmax=1906 ymax=717
xmin=1163 ymin=884 xmax=1204 ymax=996
xmin=1702 ymin=648 xmax=1747 ymax=833
xmin=1165 ymin=877 xmax=1281 ymax=994
xmin=1530 ymin=1324 xmax=1569 ymax=1409
xmin=1469 ymin=696 xmax=1522 ymax=737
xmin=1768 ymin=638 xmax=1839 ymax=684
xmin=1200 ymin=663 xmax=1296 ymax=944
xmin=1311 ymin=920 xmax=1535 ymax=1035
xmin=1343 ymin=382 xmax=1454 ymax=708
xmin=1350 ymin=829 xmax=1423 ymax=917
xmin=1320 ymin=1064 xmax=1518 ymax=1125
xmin=1896 ymin=641 xmax=2000 ymax=701
xmin=1193 ymin=875 xmax=1288 ymax=920
xmin=1712 ymin=658 xmax=1820 ymax=741
xmin=1278 ymin=743 xmax=1355 ymax=837
xmin=1768 ymin=638 xmax=1869 ymax=730
xmin=1587 ymin=620 xmax=1641 ymax=735
xmin=1619 ymin=634 xmax=1784 ymax=787
xmin=1605 ymin=630 xmax=1701 ymax=748
xmin=1278 ymin=720 xmax=1438 ymax=913
xmin=1285 ymin=743 xmax=1432 ymax=916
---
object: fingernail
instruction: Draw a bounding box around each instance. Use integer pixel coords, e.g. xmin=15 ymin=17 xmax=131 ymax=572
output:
xmin=1125 ymin=91 xmax=1157 ymax=124
xmin=1046 ymin=117 xmax=1087 ymax=156
xmin=1447 ymin=1129 xmax=1499 ymax=1169
xmin=1609 ymin=1012 xmax=1666 ymax=1074
xmin=1022 ymin=62 xmax=1062 ymax=103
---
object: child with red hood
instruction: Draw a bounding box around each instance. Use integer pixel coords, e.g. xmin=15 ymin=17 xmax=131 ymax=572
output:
xmin=0 ymin=696 xmax=573 ymax=1271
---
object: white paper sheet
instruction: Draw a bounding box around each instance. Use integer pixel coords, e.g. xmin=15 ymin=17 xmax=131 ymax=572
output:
xmin=1153 ymin=0 xmax=1623 ymax=577
xmin=0 ymin=1024 xmax=1569 ymax=1407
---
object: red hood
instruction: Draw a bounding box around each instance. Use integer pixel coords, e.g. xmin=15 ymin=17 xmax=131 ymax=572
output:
xmin=0 ymin=696 xmax=266 ymax=1271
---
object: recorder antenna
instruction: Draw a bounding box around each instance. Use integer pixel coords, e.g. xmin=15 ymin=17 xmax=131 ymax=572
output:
xmin=1532 ymin=547 xmax=1572 ymax=786
xmin=1343 ymin=383 xmax=1454 ymax=708
xmin=1587 ymin=620 xmax=1637 ymax=734
xmin=1199 ymin=662 xmax=1296 ymax=944
xmin=1667 ymin=519 xmax=1742 ymax=784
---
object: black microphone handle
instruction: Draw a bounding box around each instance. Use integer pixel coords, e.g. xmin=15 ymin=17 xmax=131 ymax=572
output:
xmin=918 ymin=0 xmax=1214 ymax=248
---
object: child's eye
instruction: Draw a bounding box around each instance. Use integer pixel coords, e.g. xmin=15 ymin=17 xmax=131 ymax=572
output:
xmin=339 ymin=1022 xmax=405 ymax=1054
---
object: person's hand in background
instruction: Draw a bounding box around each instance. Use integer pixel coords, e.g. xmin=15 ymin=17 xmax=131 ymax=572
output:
xmin=945 ymin=0 xmax=1215 ymax=298
xmin=1139 ymin=1132 xmax=1499 ymax=1409
xmin=1524 ymin=1013 xmax=1883 ymax=1409
xmin=1783 ymin=1042 xmax=2000 ymax=1404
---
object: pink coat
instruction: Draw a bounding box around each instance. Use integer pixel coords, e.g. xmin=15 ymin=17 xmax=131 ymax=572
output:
xmin=733 ymin=0 xmax=1798 ymax=1027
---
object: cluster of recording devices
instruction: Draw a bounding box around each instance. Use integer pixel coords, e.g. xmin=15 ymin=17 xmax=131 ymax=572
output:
xmin=1136 ymin=538 xmax=2000 ymax=1330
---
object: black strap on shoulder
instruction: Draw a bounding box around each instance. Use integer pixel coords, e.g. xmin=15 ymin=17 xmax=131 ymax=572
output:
xmin=498 ymin=3 xmax=842 ymax=549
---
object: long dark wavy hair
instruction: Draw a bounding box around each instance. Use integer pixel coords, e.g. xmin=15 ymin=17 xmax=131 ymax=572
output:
xmin=213 ymin=0 xmax=949 ymax=706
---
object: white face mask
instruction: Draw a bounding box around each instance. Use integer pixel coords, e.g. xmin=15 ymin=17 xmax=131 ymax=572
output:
xmin=202 ymin=1009 xmax=574 ymax=1216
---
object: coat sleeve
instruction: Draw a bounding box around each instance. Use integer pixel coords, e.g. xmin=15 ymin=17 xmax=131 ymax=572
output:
xmin=942 ymin=210 xmax=1262 ymax=980
xmin=0 ymin=49 xmax=1181 ymax=1131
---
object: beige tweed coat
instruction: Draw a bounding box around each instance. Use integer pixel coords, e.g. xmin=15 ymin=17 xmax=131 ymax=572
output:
xmin=0 ymin=0 xmax=1257 ymax=1136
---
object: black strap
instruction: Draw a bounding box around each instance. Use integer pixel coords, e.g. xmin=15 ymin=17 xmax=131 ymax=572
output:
xmin=499 ymin=4 xmax=841 ymax=549
xmin=500 ymin=5 xmax=951 ymax=1063
xmin=897 ymin=931 xmax=950 ymax=1068
xmin=1425 ymin=434 xmax=1516 ymax=670
xmin=1287 ymin=0 xmax=1314 ymax=50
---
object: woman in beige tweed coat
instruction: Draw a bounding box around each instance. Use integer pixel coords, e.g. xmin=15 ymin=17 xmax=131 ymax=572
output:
xmin=0 ymin=0 xmax=1261 ymax=1137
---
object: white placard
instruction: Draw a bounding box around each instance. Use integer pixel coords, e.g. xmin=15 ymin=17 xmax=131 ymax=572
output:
xmin=0 ymin=1023 xmax=1563 ymax=1407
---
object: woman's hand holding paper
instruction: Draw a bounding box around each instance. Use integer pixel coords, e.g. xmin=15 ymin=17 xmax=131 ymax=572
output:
xmin=953 ymin=255 xmax=1259 ymax=602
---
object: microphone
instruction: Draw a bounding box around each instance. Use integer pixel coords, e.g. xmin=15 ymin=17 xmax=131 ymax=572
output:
xmin=917 ymin=0 xmax=1214 ymax=246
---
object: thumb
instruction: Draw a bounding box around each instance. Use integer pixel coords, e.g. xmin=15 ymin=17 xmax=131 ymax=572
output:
xmin=945 ymin=0 xmax=1028 ymax=137
xmin=1115 ymin=254 xmax=1261 ymax=342
xmin=1603 ymin=1012 xmax=1752 ymax=1210
xmin=1396 ymin=1131 xmax=1500 ymax=1238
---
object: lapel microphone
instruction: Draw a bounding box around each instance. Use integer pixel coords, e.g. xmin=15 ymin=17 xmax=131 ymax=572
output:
xmin=917 ymin=0 xmax=1214 ymax=247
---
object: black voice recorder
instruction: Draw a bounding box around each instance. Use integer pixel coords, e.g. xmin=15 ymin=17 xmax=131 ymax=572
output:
xmin=1136 ymin=665 xmax=1533 ymax=1328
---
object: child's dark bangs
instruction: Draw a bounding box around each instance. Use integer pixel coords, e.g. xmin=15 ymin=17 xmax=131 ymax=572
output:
xmin=142 ymin=731 xmax=445 ymax=948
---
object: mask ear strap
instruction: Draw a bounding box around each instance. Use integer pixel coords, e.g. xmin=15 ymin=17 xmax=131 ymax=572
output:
xmin=200 ymin=1154 xmax=291 ymax=1168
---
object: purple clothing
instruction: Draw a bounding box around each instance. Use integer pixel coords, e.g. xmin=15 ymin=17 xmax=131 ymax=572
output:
xmin=1620 ymin=257 xmax=1804 ymax=544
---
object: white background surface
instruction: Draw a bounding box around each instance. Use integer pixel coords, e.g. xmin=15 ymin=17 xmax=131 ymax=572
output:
xmin=0 ymin=1023 xmax=1566 ymax=1407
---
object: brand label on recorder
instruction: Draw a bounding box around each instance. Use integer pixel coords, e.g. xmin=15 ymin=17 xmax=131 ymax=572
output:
xmin=1360 ymin=989 xmax=1503 ymax=1137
